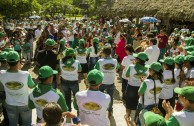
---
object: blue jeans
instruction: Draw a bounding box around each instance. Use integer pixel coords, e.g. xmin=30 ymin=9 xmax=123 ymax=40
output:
xmin=5 ymin=103 xmax=32 ymax=126
xmin=61 ymin=79 xmax=79 ymax=112
xmin=158 ymin=48 xmax=166 ymax=61
xmin=99 ymin=84 xmax=114 ymax=112
xmin=89 ymin=57 xmax=99 ymax=70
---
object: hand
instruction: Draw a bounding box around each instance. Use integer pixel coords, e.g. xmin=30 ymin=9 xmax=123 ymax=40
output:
xmin=162 ymin=100 xmax=173 ymax=114
xmin=62 ymin=112 xmax=76 ymax=118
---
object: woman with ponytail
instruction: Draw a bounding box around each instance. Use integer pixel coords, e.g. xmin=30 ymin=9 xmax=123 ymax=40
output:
xmin=174 ymin=55 xmax=185 ymax=111
xmin=138 ymin=62 xmax=163 ymax=126
xmin=158 ymin=57 xmax=178 ymax=116
xmin=125 ymin=52 xmax=149 ymax=124
xmin=87 ymin=37 xmax=101 ymax=70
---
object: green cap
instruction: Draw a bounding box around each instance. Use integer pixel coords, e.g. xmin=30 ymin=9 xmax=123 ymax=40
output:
xmin=184 ymin=55 xmax=194 ymax=62
xmin=93 ymin=37 xmax=99 ymax=43
xmin=45 ymin=39 xmax=56 ymax=46
xmin=159 ymin=57 xmax=174 ymax=65
xmin=183 ymin=46 xmax=194 ymax=52
xmin=0 ymin=51 xmax=8 ymax=61
xmin=187 ymin=51 xmax=194 ymax=56
xmin=144 ymin=111 xmax=167 ymax=126
xmin=175 ymin=34 xmax=180 ymax=37
xmin=174 ymin=55 xmax=184 ymax=64
xmin=87 ymin=69 xmax=104 ymax=86
xmin=79 ymin=39 xmax=85 ymax=44
xmin=149 ymin=62 xmax=162 ymax=72
xmin=59 ymin=39 xmax=66 ymax=45
xmin=63 ymin=48 xmax=75 ymax=57
xmin=3 ymin=47 xmax=14 ymax=52
xmin=106 ymin=36 xmax=113 ymax=41
xmin=6 ymin=51 xmax=20 ymax=62
xmin=0 ymin=32 xmax=6 ymax=38
xmin=133 ymin=52 xmax=148 ymax=61
xmin=174 ymin=86 xmax=194 ymax=101
xmin=38 ymin=65 xmax=58 ymax=79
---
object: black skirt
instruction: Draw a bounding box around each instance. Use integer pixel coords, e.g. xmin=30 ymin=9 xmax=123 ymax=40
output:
xmin=80 ymin=63 xmax=89 ymax=73
xmin=125 ymin=84 xmax=140 ymax=110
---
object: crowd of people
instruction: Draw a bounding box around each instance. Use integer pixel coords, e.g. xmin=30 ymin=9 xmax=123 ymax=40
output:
xmin=0 ymin=16 xmax=194 ymax=126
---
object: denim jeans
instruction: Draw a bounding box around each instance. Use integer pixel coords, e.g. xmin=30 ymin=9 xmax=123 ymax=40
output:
xmin=89 ymin=57 xmax=99 ymax=70
xmin=61 ymin=79 xmax=79 ymax=112
xmin=158 ymin=48 xmax=166 ymax=61
xmin=99 ymin=84 xmax=114 ymax=112
xmin=5 ymin=103 xmax=32 ymax=126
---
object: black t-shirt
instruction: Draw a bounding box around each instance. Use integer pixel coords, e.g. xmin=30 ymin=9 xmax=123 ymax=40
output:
xmin=36 ymin=50 xmax=59 ymax=70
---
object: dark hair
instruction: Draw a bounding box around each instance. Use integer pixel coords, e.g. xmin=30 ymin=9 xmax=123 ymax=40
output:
xmin=166 ymin=63 xmax=176 ymax=83
xmin=0 ymin=60 xmax=7 ymax=64
xmin=136 ymin=57 xmax=147 ymax=66
xmin=150 ymin=38 xmax=157 ymax=45
xmin=38 ymin=76 xmax=50 ymax=83
xmin=74 ymin=33 xmax=78 ymax=38
xmin=190 ymin=60 xmax=194 ymax=67
xmin=147 ymin=69 xmax=163 ymax=83
xmin=147 ymin=33 xmax=155 ymax=38
xmin=62 ymin=55 xmax=75 ymax=63
xmin=43 ymin=103 xmax=62 ymax=125
xmin=103 ymin=47 xmax=112 ymax=56
xmin=7 ymin=61 xmax=19 ymax=67
xmin=125 ymin=44 xmax=134 ymax=53
xmin=93 ymin=42 xmax=99 ymax=54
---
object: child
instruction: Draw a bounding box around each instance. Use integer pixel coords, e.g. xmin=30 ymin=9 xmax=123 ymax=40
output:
xmin=57 ymin=48 xmax=82 ymax=112
xmin=138 ymin=62 xmax=163 ymax=126
xmin=121 ymin=44 xmax=135 ymax=102
xmin=125 ymin=52 xmax=149 ymax=124
xmin=75 ymin=39 xmax=89 ymax=87
xmin=94 ymin=46 xmax=120 ymax=117
xmin=159 ymin=57 xmax=178 ymax=116
xmin=22 ymin=38 xmax=32 ymax=64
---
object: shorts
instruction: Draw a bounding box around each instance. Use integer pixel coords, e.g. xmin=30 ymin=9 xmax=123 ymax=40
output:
xmin=80 ymin=63 xmax=88 ymax=73
xmin=125 ymin=84 xmax=140 ymax=110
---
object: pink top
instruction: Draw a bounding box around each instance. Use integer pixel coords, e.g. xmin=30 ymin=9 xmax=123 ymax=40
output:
xmin=115 ymin=39 xmax=127 ymax=63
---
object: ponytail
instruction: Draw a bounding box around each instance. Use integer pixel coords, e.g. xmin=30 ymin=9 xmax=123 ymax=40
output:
xmin=168 ymin=64 xmax=176 ymax=83
xmin=93 ymin=42 xmax=98 ymax=54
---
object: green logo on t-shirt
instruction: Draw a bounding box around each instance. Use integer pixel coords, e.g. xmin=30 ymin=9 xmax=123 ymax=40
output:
xmin=62 ymin=65 xmax=76 ymax=71
xmin=83 ymin=102 xmax=102 ymax=111
xmin=5 ymin=81 xmax=24 ymax=90
xmin=103 ymin=63 xmax=115 ymax=70
xmin=149 ymin=87 xmax=162 ymax=94
xmin=133 ymin=73 xmax=147 ymax=79
xmin=164 ymin=78 xmax=173 ymax=85
xmin=35 ymin=99 xmax=48 ymax=107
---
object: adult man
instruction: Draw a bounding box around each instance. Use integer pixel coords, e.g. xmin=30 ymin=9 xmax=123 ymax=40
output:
xmin=28 ymin=65 xmax=68 ymax=121
xmin=35 ymin=25 xmax=42 ymax=40
xmin=157 ymin=30 xmax=168 ymax=61
xmin=0 ymin=51 xmax=35 ymax=126
xmin=144 ymin=38 xmax=160 ymax=65
xmin=74 ymin=69 xmax=111 ymax=126
xmin=163 ymin=86 xmax=194 ymax=126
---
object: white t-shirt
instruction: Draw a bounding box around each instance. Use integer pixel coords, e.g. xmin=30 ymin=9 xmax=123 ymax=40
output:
xmin=35 ymin=29 xmax=43 ymax=39
xmin=145 ymin=45 xmax=160 ymax=65
xmin=88 ymin=46 xmax=101 ymax=58
xmin=0 ymin=70 xmax=30 ymax=106
xmin=60 ymin=60 xmax=79 ymax=81
xmin=121 ymin=55 xmax=135 ymax=79
xmin=76 ymin=49 xmax=87 ymax=64
xmin=29 ymin=90 xmax=59 ymax=119
xmin=75 ymin=90 xmax=110 ymax=126
xmin=139 ymin=79 xmax=163 ymax=106
xmin=128 ymin=64 xmax=149 ymax=87
xmin=159 ymin=70 xmax=178 ymax=99
xmin=172 ymin=110 xmax=194 ymax=126
xmin=98 ymin=58 xmax=118 ymax=84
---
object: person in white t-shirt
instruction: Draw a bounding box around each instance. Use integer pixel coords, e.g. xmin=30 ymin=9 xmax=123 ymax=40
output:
xmin=144 ymin=38 xmax=160 ymax=65
xmin=0 ymin=51 xmax=35 ymax=126
xmin=35 ymin=25 xmax=42 ymax=40
xmin=74 ymin=69 xmax=110 ymax=126
xmin=121 ymin=44 xmax=135 ymax=102
xmin=94 ymin=46 xmax=120 ymax=117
